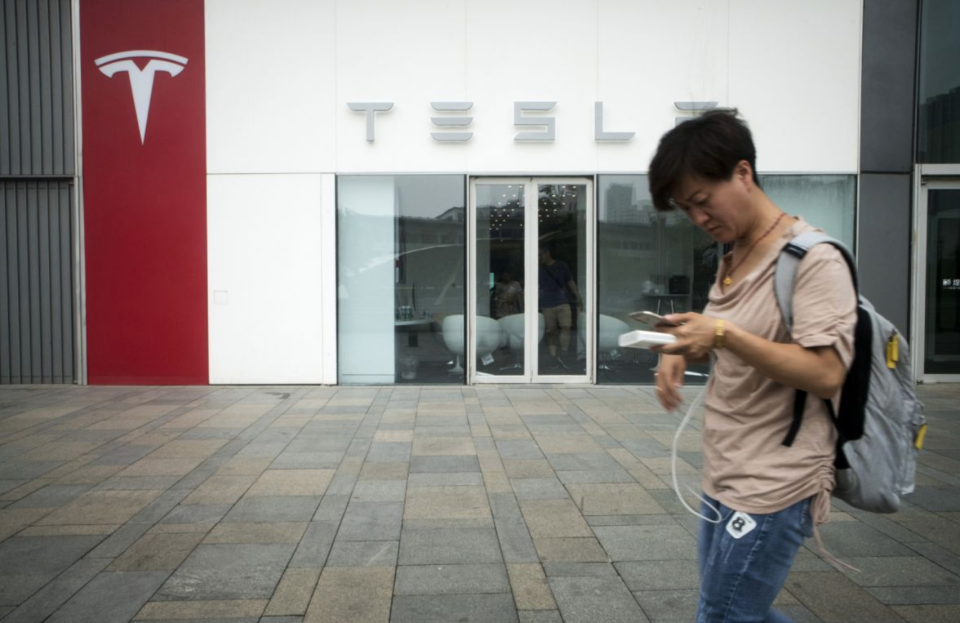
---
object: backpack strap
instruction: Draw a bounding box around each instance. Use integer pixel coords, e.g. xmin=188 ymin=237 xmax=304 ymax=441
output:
xmin=774 ymin=231 xmax=858 ymax=447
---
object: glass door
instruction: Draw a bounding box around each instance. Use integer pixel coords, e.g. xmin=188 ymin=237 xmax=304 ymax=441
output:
xmin=916 ymin=180 xmax=960 ymax=382
xmin=469 ymin=178 xmax=593 ymax=383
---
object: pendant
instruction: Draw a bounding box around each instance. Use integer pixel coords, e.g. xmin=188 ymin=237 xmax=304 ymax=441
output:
xmin=723 ymin=276 xmax=732 ymax=286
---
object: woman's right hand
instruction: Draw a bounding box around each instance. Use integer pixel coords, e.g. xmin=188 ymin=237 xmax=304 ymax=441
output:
xmin=655 ymin=354 xmax=686 ymax=411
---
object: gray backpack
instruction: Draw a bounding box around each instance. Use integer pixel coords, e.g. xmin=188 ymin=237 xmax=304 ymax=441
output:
xmin=775 ymin=232 xmax=926 ymax=513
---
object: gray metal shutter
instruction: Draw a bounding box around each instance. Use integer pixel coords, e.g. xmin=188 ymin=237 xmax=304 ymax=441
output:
xmin=1 ymin=0 xmax=77 ymax=384
xmin=1 ymin=180 xmax=75 ymax=383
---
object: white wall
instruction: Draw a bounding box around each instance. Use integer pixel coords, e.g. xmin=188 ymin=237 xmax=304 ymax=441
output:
xmin=205 ymin=0 xmax=862 ymax=383
xmin=207 ymin=174 xmax=325 ymax=384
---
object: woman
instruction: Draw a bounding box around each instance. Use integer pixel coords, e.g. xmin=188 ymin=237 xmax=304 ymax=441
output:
xmin=648 ymin=110 xmax=857 ymax=623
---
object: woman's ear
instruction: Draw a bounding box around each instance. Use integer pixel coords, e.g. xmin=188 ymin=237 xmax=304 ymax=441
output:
xmin=736 ymin=160 xmax=754 ymax=188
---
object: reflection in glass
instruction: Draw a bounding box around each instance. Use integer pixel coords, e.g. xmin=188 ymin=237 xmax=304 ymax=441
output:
xmin=760 ymin=175 xmax=856 ymax=249
xmin=597 ymin=176 xmax=715 ymax=384
xmin=596 ymin=175 xmax=858 ymax=384
xmin=337 ymin=176 xmax=466 ymax=384
xmin=475 ymin=184 xmax=525 ymax=376
xmin=925 ymin=190 xmax=960 ymax=374
xmin=537 ymin=185 xmax=587 ymax=376
xmin=919 ymin=0 xmax=960 ymax=163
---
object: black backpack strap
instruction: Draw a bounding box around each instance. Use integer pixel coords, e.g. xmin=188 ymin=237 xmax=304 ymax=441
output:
xmin=783 ymin=390 xmax=807 ymax=447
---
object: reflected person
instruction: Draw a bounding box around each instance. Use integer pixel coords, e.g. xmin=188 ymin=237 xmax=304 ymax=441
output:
xmin=494 ymin=271 xmax=523 ymax=319
xmin=538 ymin=245 xmax=583 ymax=369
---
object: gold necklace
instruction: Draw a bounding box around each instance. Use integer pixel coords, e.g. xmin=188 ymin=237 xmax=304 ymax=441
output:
xmin=722 ymin=212 xmax=787 ymax=286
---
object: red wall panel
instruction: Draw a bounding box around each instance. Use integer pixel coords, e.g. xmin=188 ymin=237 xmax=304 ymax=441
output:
xmin=80 ymin=0 xmax=208 ymax=384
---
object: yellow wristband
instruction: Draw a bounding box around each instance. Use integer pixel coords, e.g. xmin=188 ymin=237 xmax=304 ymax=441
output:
xmin=714 ymin=319 xmax=726 ymax=349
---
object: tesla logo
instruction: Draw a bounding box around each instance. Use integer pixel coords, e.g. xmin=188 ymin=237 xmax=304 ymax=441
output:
xmin=95 ymin=50 xmax=188 ymax=144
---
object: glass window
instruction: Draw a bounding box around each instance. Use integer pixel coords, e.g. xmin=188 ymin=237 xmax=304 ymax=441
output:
xmin=596 ymin=174 xmax=857 ymax=385
xmin=918 ymin=0 xmax=960 ymax=163
xmin=337 ymin=176 xmax=466 ymax=384
xmin=597 ymin=176 xmax=716 ymax=384
xmin=759 ymin=175 xmax=856 ymax=250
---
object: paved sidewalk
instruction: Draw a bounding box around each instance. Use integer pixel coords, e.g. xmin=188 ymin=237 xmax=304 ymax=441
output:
xmin=0 ymin=384 xmax=958 ymax=623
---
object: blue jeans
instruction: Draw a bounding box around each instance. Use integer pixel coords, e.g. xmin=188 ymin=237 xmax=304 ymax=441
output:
xmin=697 ymin=494 xmax=813 ymax=623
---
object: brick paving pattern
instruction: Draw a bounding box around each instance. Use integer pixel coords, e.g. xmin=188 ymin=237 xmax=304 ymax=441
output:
xmin=0 ymin=384 xmax=958 ymax=622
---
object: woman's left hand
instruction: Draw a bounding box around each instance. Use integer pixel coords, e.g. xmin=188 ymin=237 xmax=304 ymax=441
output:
xmin=652 ymin=312 xmax=724 ymax=360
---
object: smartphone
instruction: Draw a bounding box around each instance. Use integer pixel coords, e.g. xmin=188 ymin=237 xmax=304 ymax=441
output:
xmin=628 ymin=311 xmax=679 ymax=327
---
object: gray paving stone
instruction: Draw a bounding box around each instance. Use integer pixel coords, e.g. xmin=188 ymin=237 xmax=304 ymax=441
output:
xmin=45 ymin=570 xmax=170 ymax=623
xmin=543 ymin=563 xmax=620 ymax=578
xmin=91 ymin=445 xmax=156 ymax=465
xmin=785 ymin=572 xmax=908 ymax=623
xmin=222 ymin=496 xmax=321 ymax=522
xmin=633 ymin=589 xmax=698 ymax=623
xmin=496 ymin=441 xmax=544 ymax=460
xmin=620 ymin=439 xmax=670 ymax=459
xmin=489 ymin=492 xmax=522 ymax=519
xmin=0 ymin=535 xmax=104 ymax=604
xmin=0 ymin=557 xmax=111 ymax=623
xmin=907 ymin=542 xmax=960 ymax=576
xmin=365 ymin=442 xmax=412 ymax=463
xmin=408 ymin=472 xmax=485 ymax=487
xmin=518 ymin=611 xmax=563 ymax=623
xmin=849 ymin=511 xmax=927 ymax=543
xmin=173 ymin=466 xmax=217 ymax=490
xmin=399 ymin=528 xmax=503 ymax=565
xmin=587 ymin=514 xmax=678 ymax=527
xmin=351 ymin=479 xmax=407 ymax=502
xmin=324 ymin=473 xmax=357 ymax=495
xmin=838 ymin=556 xmax=960 ymax=587
xmin=511 ymin=478 xmax=569 ymax=500
xmin=95 ymin=475 xmax=182 ymax=490
xmin=390 ymin=593 xmax=518 ymax=623
xmin=549 ymin=575 xmax=649 ymax=623
xmin=494 ymin=516 xmax=540 ymax=563
xmin=0 ymin=461 xmax=63 ymax=480
xmin=593 ymin=525 xmax=698 ymax=561
xmin=131 ymin=488 xmax=191 ymax=523
xmin=816 ymin=521 xmax=916 ymax=558
xmin=410 ymin=455 xmax=480 ymax=473
xmin=160 ymin=503 xmax=232 ymax=524
xmin=8 ymin=484 xmax=92 ymax=509
xmin=312 ymin=493 xmax=350 ymax=521
xmin=556 ymin=469 xmax=635 ymax=484
xmin=154 ymin=543 xmax=295 ymax=600
xmin=521 ymin=414 xmax=581 ymax=428
xmin=178 ymin=427 xmax=244 ymax=439
xmin=906 ymin=486 xmax=960 ymax=512
xmin=337 ymin=501 xmax=404 ymax=541
xmin=289 ymin=520 xmax=338 ymax=568
xmin=545 ymin=453 xmax=621 ymax=471
xmin=326 ymin=540 xmax=399 ymax=567
xmin=394 ymin=564 xmax=510 ymax=595
xmin=88 ymin=522 xmax=157 ymax=560
xmin=269 ymin=452 xmax=343 ymax=470
xmin=616 ymin=560 xmax=700 ymax=591
xmin=867 ymin=585 xmax=960 ymax=605
xmin=0 ymin=479 xmax=27 ymax=495
xmin=776 ymin=604 xmax=825 ymax=623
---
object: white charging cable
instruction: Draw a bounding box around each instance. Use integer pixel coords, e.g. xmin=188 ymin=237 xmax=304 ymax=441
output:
xmin=669 ymin=376 xmax=723 ymax=524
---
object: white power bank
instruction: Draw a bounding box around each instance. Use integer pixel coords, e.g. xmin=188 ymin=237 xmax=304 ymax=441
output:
xmin=618 ymin=330 xmax=677 ymax=350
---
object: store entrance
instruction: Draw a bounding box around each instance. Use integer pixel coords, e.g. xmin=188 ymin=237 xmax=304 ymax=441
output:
xmin=468 ymin=178 xmax=594 ymax=384
xmin=916 ymin=180 xmax=960 ymax=382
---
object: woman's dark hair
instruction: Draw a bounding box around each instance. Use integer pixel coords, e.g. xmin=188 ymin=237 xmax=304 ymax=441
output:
xmin=648 ymin=109 xmax=760 ymax=212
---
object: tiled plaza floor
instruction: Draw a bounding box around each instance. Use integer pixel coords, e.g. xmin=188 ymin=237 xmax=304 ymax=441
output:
xmin=0 ymin=383 xmax=958 ymax=623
